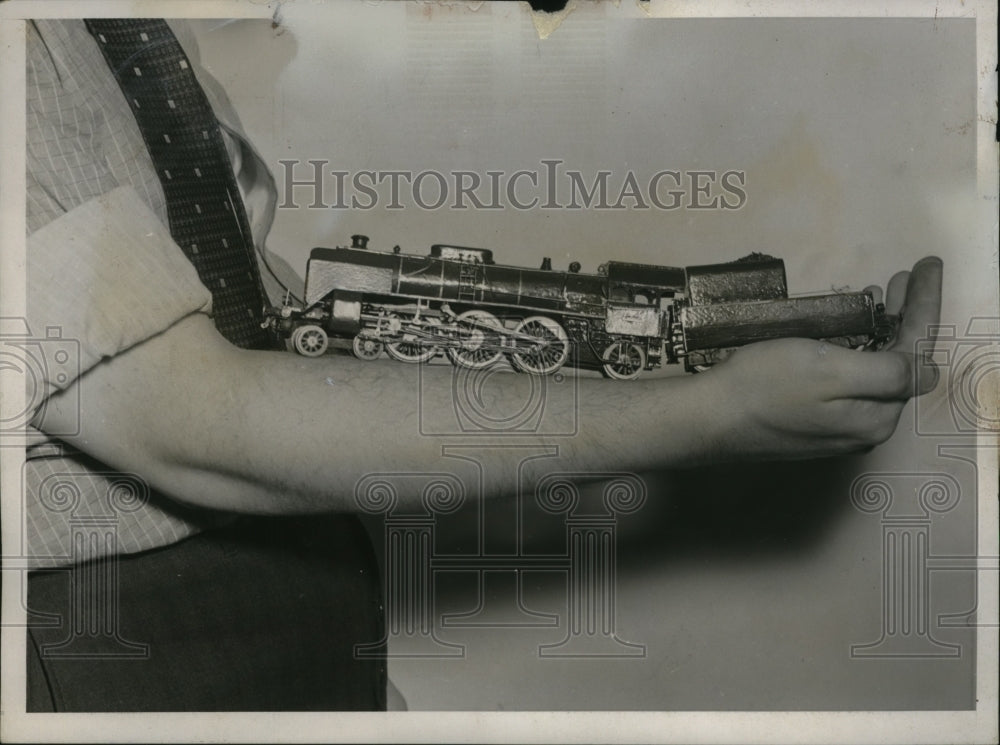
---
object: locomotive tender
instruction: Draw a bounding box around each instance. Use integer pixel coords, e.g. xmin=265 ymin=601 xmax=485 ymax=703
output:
xmin=263 ymin=234 xmax=895 ymax=379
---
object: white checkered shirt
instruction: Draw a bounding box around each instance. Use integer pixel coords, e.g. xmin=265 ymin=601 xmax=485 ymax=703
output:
xmin=22 ymin=19 xmax=286 ymax=568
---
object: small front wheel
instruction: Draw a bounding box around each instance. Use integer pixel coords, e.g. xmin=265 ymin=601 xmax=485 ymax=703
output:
xmin=294 ymin=325 xmax=329 ymax=357
xmin=352 ymin=334 xmax=383 ymax=361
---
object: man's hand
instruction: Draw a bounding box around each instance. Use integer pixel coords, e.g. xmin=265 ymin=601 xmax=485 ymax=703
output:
xmin=694 ymin=256 xmax=942 ymax=460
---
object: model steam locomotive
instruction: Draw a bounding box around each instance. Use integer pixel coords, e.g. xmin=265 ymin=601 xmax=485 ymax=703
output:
xmin=262 ymin=234 xmax=896 ymax=379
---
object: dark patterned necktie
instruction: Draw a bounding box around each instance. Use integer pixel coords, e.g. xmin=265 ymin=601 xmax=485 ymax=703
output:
xmin=85 ymin=18 xmax=274 ymax=349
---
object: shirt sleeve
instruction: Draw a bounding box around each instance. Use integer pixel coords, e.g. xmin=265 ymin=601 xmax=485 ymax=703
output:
xmin=27 ymin=185 xmax=213 ymax=406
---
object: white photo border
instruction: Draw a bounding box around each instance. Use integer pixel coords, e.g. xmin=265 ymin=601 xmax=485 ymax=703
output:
xmin=1 ymin=1 xmax=996 ymax=743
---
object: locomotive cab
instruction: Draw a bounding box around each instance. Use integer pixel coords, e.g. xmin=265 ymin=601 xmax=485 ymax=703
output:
xmin=604 ymin=261 xmax=685 ymax=341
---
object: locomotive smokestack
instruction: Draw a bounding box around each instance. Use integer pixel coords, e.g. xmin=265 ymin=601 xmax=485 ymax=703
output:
xmin=351 ymin=234 xmax=369 ymax=250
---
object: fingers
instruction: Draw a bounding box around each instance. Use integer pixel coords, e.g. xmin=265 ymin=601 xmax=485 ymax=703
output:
xmin=819 ymin=343 xmax=914 ymax=400
xmin=827 ymin=347 xmax=940 ymax=400
xmin=883 ymin=257 xmax=943 ymax=396
xmin=884 ymin=271 xmax=910 ymax=315
xmin=828 ymin=397 xmax=908 ymax=448
xmin=882 ymin=257 xmax=942 ymax=338
xmin=914 ymin=349 xmax=941 ymax=396
xmin=894 ymin=257 xmax=942 ymax=345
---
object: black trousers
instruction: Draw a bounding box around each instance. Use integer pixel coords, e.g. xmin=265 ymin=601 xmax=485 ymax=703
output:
xmin=26 ymin=514 xmax=386 ymax=711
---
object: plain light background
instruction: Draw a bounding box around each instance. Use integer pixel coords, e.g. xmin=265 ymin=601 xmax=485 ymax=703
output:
xmin=190 ymin=3 xmax=986 ymax=710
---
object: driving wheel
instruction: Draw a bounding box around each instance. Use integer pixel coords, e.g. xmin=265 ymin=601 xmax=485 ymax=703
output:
xmin=446 ymin=310 xmax=505 ymax=369
xmin=385 ymin=316 xmax=441 ymax=363
xmin=509 ymin=316 xmax=569 ymax=375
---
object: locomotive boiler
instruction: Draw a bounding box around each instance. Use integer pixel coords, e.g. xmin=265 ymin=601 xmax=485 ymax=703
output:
xmin=262 ymin=234 xmax=895 ymax=379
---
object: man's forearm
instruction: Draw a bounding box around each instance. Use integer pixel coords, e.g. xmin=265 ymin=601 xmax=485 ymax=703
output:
xmin=36 ymin=313 xmax=716 ymax=513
